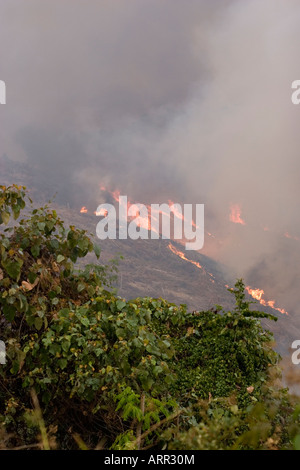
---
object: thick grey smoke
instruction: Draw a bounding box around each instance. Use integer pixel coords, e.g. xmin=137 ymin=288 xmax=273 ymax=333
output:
xmin=0 ymin=0 xmax=232 ymax=203
xmin=1 ymin=0 xmax=300 ymax=314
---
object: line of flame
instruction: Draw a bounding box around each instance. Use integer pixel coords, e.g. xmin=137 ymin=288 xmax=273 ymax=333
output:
xmin=168 ymin=242 xmax=202 ymax=268
xmin=245 ymin=286 xmax=288 ymax=315
xmin=229 ymin=204 xmax=246 ymax=225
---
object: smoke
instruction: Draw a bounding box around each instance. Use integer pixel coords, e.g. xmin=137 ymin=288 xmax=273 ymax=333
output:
xmin=0 ymin=0 xmax=231 ymax=202
xmin=1 ymin=0 xmax=300 ymax=313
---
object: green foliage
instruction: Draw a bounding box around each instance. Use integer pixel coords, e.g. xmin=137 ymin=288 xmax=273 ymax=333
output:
xmin=163 ymin=386 xmax=297 ymax=450
xmin=0 ymin=196 xmax=116 ymax=332
xmin=228 ymin=279 xmax=278 ymax=320
xmin=0 ymin=184 xmax=28 ymax=226
xmin=1 ymin=186 xmax=300 ymax=450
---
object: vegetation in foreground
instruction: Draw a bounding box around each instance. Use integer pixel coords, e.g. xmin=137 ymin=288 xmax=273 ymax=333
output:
xmin=1 ymin=185 xmax=300 ymax=450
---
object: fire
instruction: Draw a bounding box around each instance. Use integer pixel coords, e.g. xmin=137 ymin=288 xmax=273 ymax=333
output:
xmin=284 ymin=232 xmax=300 ymax=241
xmin=94 ymin=208 xmax=108 ymax=216
xmin=246 ymin=286 xmax=288 ymax=315
xmin=80 ymin=206 xmax=88 ymax=213
xmin=168 ymin=243 xmax=216 ymax=283
xmin=111 ymin=189 xmax=121 ymax=203
xmin=168 ymin=200 xmax=184 ymax=221
xmin=98 ymin=185 xmax=198 ymax=239
xmin=168 ymin=199 xmax=200 ymax=229
xmin=129 ymin=203 xmax=152 ymax=230
xmin=168 ymin=243 xmax=202 ymax=269
xmin=246 ymin=287 xmax=264 ymax=301
xmin=229 ymin=204 xmax=246 ymax=225
xmin=100 ymin=186 xmax=156 ymax=232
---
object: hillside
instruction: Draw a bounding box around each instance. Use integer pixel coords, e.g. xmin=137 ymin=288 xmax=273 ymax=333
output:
xmin=1 ymin=186 xmax=300 ymax=450
xmin=51 ymin=205 xmax=298 ymax=360
xmin=1 ymin=155 xmax=299 ymax=358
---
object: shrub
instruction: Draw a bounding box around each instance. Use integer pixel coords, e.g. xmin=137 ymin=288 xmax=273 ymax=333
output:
xmin=0 ymin=185 xmax=297 ymax=450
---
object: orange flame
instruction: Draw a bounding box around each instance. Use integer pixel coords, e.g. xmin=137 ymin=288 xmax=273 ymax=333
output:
xmin=229 ymin=204 xmax=246 ymax=225
xmin=246 ymin=287 xmax=264 ymax=301
xmin=128 ymin=203 xmax=152 ymax=230
xmin=94 ymin=208 xmax=108 ymax=216
xmin=98 ymin=184 xmax=198 ymax=238
xmin=80 ymin=206 xmax=88 ymax=213
xmin=168 ymin=243 xmax=202 ymax=269
xmin=246 ymin=286 xmax=288 ymax=315
xmin=111 ymin=189 xmax=121 ymax=203
xmin=168 ymin=243 xmax=216 ymax=283
xmin=284 ymin=232 xmax=300 ymax=241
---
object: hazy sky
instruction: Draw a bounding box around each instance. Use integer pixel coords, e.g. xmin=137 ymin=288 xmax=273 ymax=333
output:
xmin=1 ymin=0 xmax=300 ymax=312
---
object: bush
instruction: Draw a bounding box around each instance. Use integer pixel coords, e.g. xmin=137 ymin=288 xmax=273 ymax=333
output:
xmin=0 ymin=185 xmax=299 ymax=450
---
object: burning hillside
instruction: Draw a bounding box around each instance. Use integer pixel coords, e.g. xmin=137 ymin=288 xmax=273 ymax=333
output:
xmin=246 ymin=286 xmax=288 ymax=316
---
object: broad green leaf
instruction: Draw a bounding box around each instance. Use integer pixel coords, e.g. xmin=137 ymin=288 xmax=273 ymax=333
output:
xmin=116 ymin=300 xmax=126 ymax=310
xmin=0 ymin=211 xmax=10 ymax=225
xmin=34 ymin=317 xmax=44 ymax=330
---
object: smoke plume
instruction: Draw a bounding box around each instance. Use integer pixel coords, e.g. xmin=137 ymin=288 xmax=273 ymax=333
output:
xmin=1 ymin=0 xmax=300 ymax=314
